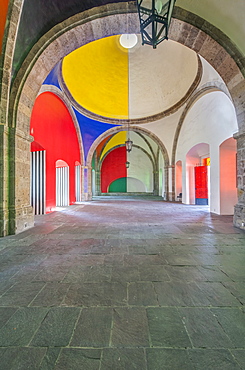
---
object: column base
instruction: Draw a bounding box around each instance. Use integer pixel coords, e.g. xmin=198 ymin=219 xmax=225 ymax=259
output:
xmin=8 ymin=205 xmax=34 ymax=235
xmin=233 ymin=204 xmax=245 ymax=230
xmin=0 ymin=207 xmax=10 ymax=237
xmin=81 ymin=192 xmax=92 ymax=201
xmin=167 ymin=192 xmax=175 ymax=201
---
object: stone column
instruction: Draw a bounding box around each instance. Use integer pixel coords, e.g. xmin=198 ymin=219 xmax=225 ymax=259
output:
xmin=233 ymin=132 xmax=245 ymax=228
xmin=95 ymin=169 xmax=101 ymax=196
xmin=153 ymin=169 xmax=159 ymax=196
xmin=94 ymin=154 xmax=101 ymax=196
xmin=81 ymin=165 xmax=92 ymax=201
xmin=165 ymin=165 xmax=174 ymax=201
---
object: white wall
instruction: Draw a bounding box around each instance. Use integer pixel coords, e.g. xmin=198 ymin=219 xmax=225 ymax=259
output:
xmin=158 ymin=151 xmax=165 ymax=197
xmin=176 ymin=91 xmax=238 ymax=213
xmin=127 ymin=147 xmax=153 ymax=192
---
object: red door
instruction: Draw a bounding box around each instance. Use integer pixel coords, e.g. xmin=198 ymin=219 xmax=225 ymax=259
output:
xmin=195 ymin=166 xmax=208 ymax=205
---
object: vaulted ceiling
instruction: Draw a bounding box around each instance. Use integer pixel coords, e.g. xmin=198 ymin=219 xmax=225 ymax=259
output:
xmin=10 ymin=0 xmax=245 ymax=81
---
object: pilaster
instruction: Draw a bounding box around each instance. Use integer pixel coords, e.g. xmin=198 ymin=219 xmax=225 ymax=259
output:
xmin=81 ymin=165 xmax=92 ymax=201
xmin=8 ymin=127 xmax=34 ymax=235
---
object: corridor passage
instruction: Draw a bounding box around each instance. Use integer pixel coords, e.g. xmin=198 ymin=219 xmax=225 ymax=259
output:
xmin=0 ymin=199 xmax=244 ymax=369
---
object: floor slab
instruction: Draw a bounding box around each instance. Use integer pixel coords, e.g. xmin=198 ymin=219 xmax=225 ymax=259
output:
xmin=0 ymin=199 xmax=244 ymax=369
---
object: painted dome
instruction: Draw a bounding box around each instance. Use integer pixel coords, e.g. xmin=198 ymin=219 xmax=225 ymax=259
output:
xmin=62 ymin=35 xmax=199 ymax=121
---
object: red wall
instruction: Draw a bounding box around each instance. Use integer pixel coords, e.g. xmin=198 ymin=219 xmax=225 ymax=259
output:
xmin=30 ymin=92 xmax=81 ymax=211
xmin=101 ymin=147 xmax=126 ymax=193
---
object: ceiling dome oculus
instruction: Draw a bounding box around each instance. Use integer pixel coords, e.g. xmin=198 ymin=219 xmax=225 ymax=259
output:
xmin=119 ymin=34 xmax=138 ymax=49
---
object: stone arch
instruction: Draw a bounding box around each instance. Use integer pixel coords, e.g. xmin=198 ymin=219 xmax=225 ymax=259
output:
xmin=0 ymin=0 xmax=24 ymax=126
xmin=170 ymin=84 xmax=239 ymax=200
xmin=1 ymin=2 xmax=245 ymax=233
xmin=171 ymin=84 xmax=235 ymax=166
xmin=86 ymin=125 xmax=170 ymax=168
xmin=99 ymin=143 xmax=156 ymax=171
xmin=87 ymin=125 xmax=169 ymax=199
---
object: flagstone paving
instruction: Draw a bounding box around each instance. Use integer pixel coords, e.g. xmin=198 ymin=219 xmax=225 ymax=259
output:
xmin=0 ymin=199 xmax=244 ymax=369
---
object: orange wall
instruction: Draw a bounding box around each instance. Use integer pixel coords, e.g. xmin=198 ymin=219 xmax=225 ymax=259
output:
xmin=0 ymin=0 xmax=9 ymax=52
xmin=220 ymin=138 xmax=237 ymax=215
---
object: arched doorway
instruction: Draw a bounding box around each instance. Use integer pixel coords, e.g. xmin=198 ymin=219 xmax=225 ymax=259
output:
xmin=89 ymin=129 xmax=169 ymax=199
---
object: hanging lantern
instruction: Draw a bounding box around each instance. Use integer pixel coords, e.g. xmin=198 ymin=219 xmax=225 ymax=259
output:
xmin=136 ymin=0 xmax=176 ymax=48
xmin=125 ymin=138 xmax=133 ymax=152
xmin=126 ymin=161 xmax=130 ymax=168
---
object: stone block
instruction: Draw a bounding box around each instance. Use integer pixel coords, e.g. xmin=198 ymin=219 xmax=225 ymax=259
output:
xmin=147 ymin=307 xmax=191 ymax=347
xmin=111 ymin=307 xmax=149 ymax=347
xmin=31 ymin=307 xmax=80 ymax=347
xmin=217 ymin=55 xmax=241 ymax=84
xmin=146 ymin=349 xmax=193 ymax=370
xmin=0 ymin=307 xmax=48 ymax=346
xmin=178 ymin=307 xmax=234 ymax=348
xmin=101 ymin=348 xmax=147 ymax=370
xmin=55 ymin=349 xmax=101 ymax=370
xmin=70 ymin=307 xmax=112 ymax=347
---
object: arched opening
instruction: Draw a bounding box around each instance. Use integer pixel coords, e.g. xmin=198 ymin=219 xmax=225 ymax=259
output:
xmin=185 ymin=144 xmax=210 ymax=206
xmin=56 ymin=160 xmax=69 ymax=207
xmin=30 ymin=92 xmax=81 ymax=213
xmin=94 ymin=129 xmax=167 ymax=197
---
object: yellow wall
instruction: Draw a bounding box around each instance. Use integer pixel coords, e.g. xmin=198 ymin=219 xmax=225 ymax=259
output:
xmin=101 ymin=131 xmax=127 ymax=159
xmin=62 ymin=36 xmax=129 ymax=119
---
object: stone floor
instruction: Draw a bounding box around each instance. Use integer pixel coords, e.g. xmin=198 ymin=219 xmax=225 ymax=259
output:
xmin=0 ymin=199 xmax=245 ymax=369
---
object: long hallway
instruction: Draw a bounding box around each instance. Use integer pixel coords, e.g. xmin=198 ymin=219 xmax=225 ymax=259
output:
xmin=0 ymin=199 xmax=244 ymax=369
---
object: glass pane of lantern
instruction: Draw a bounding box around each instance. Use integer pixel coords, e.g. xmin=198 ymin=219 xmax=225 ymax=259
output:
xmin=155 ymin=0 xmax=162 ymax=13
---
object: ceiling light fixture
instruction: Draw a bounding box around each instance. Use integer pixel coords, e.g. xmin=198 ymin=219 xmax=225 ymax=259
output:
xmin=136 ymin=0 xmax=176 ymax=48
xmin=125 ymin=123 xmax=133 ymax=153
xmin=119 ymin=34 xmax=138 ymax=49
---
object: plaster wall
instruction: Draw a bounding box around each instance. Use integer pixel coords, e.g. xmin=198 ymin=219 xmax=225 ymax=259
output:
xmin=199 ymin=57 xmax=229 ymax=94
xmin=130 ymin=132 xmax=158 ymax=154
xmin=128 ymin=39 xmax=198 ymax=118
xmin=220 ymin=138 xmax=237 ymax=215
xmin=30 ymin=92 xmax=81 ymax=212
xmin=176 ymin=91 xmax=238 ymax=213
xmin=158 ymin=151 xmax=165 ymax=197
xmin=177 ymin=0 xmax=245 ymax=56
xmin=176 ymin=92 xmax=238 ymax=161
xmin=101 ymin=147 xmax=126 ymax=193
xmin=175 ymin=160 xmax=182 ymax=200
xmin=209 ymin=145 xmax=220 ymax=213
xmin=140 ymin=108 xmax=184 ymax=162
xmin=127 ymin=147 xmax=153 ymax=192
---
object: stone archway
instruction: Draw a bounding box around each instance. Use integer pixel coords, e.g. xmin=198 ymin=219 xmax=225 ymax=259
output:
xmin=86 ymin=125 xmax=170 ymax=200
xmin=1 ymin=2 xmax=245 ymax=234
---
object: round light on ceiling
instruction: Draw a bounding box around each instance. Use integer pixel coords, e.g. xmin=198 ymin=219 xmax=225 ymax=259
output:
xmin=119 ymin=34 xmax=138 ymax=49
